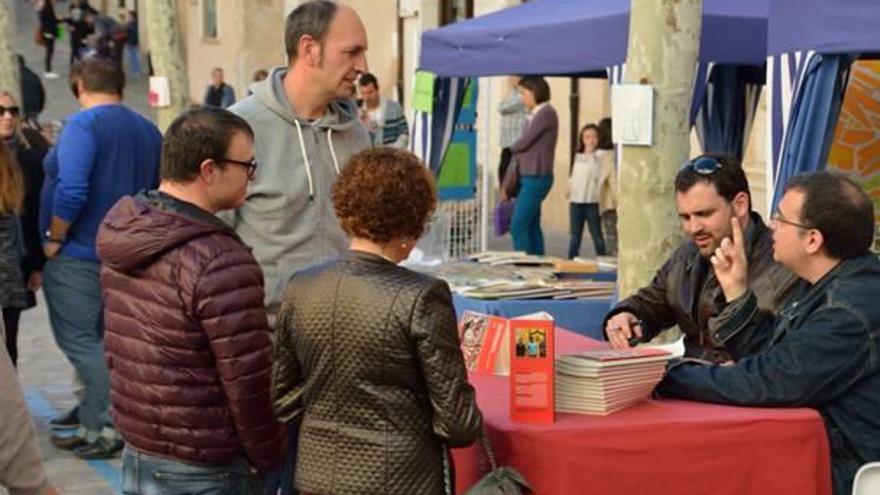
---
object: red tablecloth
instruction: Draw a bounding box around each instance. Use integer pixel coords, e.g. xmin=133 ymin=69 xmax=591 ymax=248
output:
xmin=453 ymin=330 xmax=832 ymax=495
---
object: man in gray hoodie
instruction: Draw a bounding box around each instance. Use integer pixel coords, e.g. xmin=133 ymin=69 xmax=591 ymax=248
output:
xmin=227 ymin=0 xmax=371 ymax=315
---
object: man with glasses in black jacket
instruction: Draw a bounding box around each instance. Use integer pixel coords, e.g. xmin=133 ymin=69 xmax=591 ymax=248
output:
xmin=658 ymin=171 xmax=880 ymax=495
xmin=603 ymin=155 xmax=799 ymax=362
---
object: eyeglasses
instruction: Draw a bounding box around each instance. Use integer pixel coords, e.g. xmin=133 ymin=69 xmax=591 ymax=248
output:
xmin=219 ymin=157 xmax=257 ymax=179
xmin=0 ymin=105 xmax=20 ymax=118
xmin=681 ymin=156 xmax=722 ymax=175
xmin=770 ymin=212 xmax=814 ymax=230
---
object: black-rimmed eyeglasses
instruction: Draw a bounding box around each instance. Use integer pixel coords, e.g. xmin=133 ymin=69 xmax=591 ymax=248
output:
xmin=681 ymin=156 xmax=722 ymax=175
xmin=220 ymin=157 xmax=258 ymax=179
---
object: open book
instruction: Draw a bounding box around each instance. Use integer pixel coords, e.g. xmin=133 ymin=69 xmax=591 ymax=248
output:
xmin=457 ymin=310 xmax=554 ymax=377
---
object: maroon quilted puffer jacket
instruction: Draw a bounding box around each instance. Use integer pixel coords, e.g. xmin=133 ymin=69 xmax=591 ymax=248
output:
xmin=97 ymin=192 xmax=285 ymax=473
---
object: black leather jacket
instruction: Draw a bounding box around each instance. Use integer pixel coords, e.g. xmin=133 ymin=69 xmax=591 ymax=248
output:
xmin=606 ymin=212 xmax=799 ymax=362
xmin=659 ymin=254 xmax=880 ymax=495
xmin=272 ymin=250 xmax=482 ymax=495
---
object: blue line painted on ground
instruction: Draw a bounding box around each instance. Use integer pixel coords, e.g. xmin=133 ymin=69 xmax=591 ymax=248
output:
xmin=25 ymin=389 xmax=121 ymax=494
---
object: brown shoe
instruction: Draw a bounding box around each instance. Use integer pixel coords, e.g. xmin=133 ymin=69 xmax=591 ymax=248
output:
xmin=50 ymin=434 xmax=88 ymax=451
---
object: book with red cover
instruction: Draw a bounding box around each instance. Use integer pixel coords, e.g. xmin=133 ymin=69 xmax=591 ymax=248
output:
xmin=509 ymin=312 xmax=555 ymax=424
xmin=477 ymin=316 xmax=510 ymax=375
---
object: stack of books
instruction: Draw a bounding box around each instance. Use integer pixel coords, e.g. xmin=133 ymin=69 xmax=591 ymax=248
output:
xmin=555 ymin=347 xmax=672 ymax=416
xmin=459 ymin=280 xmax=615 ymax=300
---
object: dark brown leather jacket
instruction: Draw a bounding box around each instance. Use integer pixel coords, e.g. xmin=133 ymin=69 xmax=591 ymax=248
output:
xmin=273 ymin=250 xmax=482 ymax=495
xmin=98 ymin=192 xmax=285 ymax=473
xmin=606 ymin=212 xmax=800 ymax=362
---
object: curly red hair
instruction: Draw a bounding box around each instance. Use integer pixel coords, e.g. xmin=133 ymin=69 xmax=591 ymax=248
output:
xmin=333 ymin=148 xmax=437 ymax=243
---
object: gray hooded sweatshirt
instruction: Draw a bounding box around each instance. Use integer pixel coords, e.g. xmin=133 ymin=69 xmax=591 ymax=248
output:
xmin=227 ymin=67 xmax=370 ymax=312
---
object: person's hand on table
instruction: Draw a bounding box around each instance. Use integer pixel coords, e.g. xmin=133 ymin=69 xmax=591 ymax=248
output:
xmin=605 ymin=311 xmax=643 ymax=349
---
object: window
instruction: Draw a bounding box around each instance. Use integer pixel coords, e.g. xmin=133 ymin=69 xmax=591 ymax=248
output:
xmin=202 ymin=0 xmax=218 ymax=39
xmin=440 ymin=0 xmax=474 ymax=26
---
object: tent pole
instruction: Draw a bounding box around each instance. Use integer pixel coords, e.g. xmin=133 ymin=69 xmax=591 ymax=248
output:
xmin=570 ymin=78 xmax=580 ymax=165
xmin=480 ymin=77 xmax=492 ymax=252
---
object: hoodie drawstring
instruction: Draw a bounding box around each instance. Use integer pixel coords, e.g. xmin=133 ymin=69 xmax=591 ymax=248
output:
xmin=293 ymin=118 xmax=315 ymax=201
xmin=294 ymin=120 xmax=341 ymax=202
xmin=327 ymin=128 xmax=340 ymax=175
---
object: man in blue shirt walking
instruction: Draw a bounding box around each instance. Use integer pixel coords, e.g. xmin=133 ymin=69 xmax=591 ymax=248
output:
xmin=40 ymin=57 xmax=161 ymax=459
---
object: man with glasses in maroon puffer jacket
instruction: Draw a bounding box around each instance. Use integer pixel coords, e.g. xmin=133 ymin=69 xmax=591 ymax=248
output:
xmin=603 ymin=155 xmax=800 ymax=362
xmin=97 ymin=107 xmax=285 ymax=493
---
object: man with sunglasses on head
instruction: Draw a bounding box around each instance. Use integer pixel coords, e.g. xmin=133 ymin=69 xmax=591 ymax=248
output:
xmin=96 ymin=107 xmax=285 ymax=492
xmin=658 ymin=171 xmax=880 ymax=495
xmin=604 ymin=154 xmax=799 ymax=362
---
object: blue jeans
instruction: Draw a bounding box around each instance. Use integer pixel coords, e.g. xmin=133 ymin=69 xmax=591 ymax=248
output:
xmin=42 ymin=254 xmax=110 ymax=435
xmin=126 ymin=45 xmax=141 ymax=76
xmin=511 ymin=176 xmax=553 ymax=255
xmin=568 ymin=202 xmax=606 ymax=258
xmin=121 ymin=448 xmax=263 ymax=495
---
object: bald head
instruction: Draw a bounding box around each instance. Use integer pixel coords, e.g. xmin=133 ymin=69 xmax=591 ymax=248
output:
xmin=285 ymin=0 xmax=340 ymax=62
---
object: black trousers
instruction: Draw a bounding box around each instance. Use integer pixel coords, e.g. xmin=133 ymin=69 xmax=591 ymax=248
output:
xmin=2 ymin=307 xmax=21 ymax=367
xmin=44 ymin=37 xmax=55 ymax=72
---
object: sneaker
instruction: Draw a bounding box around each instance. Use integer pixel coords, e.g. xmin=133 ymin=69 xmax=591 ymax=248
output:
xmin=49 ymin=406 xmax=80 ymax=431
xmin=74 ymin=437 xmax=124 ymax=460
xmin=43 ymin=72 xmax=59 ymax=79
xmin=50 ymin=433 xmax=89 ymax=451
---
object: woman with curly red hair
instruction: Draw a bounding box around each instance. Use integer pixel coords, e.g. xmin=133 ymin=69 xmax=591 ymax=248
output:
xmin=272 ymin=147 xmax=482 ymax=494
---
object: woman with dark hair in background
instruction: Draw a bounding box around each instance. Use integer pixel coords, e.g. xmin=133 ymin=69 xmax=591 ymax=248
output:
xmin=0 ymin=90 xmax=48 ymax=367
xmin=0 ymin=144 xmax=27 ymax=366
xmin=568 ymin=123 xmax=615 ymax=258
xmin=273 ymin=147 xmax=482 ymax=494
xmin=501 ymin=76 xmax=558 ymax=255
xmin=36 ymin=0 xmax=59 ymax=79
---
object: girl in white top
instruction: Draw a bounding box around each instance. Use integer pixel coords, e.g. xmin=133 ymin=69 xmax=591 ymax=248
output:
xmin=567 ymin=124 xmax=615 ymax=258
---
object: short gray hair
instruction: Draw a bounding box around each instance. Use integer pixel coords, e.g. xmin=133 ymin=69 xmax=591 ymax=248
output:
xmin=284 ymin=0 xmax=339 ymax=62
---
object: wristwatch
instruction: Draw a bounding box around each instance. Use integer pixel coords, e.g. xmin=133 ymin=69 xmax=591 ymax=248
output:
xmin=44 ymin=230 xmax=65 ymax=243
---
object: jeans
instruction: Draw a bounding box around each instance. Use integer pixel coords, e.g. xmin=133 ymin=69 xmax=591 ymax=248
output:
xmin=568 ymin=202 xmax=606 ymax=258
xmin=126 ymin=45 xmax=142 ymax=75
xmin=511 ymin=176 xmax=553 ymax=255
xmin=121 ymin=447 xmax=264 ymax=495
xmin=42 ymin=254 xmax=110 ymax=435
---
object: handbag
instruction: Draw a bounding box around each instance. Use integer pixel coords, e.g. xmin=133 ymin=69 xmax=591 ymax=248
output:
xmin=493 ymin=199 xmax=516 ymax=236
xmin=455 ymin=427 xmax=532 ymax=495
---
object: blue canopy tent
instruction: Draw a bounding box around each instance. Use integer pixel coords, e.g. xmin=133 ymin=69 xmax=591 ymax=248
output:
xmin=767 ymin=0 xmax=880 ymax=210
xmin=413 ymin=0 xmax=770 ymax=250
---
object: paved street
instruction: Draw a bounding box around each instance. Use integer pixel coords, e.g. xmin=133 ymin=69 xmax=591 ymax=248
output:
xmin=5 ymin=2 xmax=583 ymax=494
xmin=15 ymin=0 xmax=155 ymax=128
